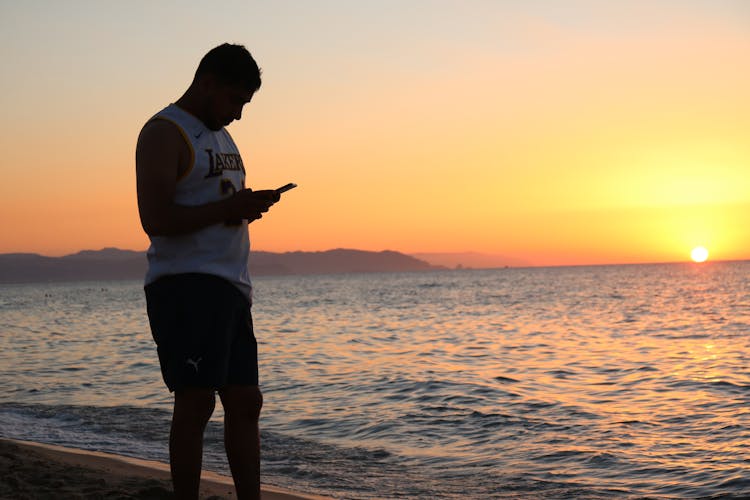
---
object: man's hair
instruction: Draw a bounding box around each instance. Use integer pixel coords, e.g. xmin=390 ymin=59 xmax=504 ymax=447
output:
xmin=195 ymin=43 xmax=262 ymax=92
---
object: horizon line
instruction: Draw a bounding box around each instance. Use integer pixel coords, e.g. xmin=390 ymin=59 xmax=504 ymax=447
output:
xmin=2 ymin=246 xmax=747 ymax=271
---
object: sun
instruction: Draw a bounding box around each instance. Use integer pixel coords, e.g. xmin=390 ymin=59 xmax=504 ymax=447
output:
xmin=691 ymin=246 xmax=709 ymax=263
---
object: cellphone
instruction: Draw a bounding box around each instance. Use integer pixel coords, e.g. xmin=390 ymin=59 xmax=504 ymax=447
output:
xmin=275 ymin=183 xmax=297 ymax=194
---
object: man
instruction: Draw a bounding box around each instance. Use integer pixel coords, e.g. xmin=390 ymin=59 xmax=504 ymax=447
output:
xmin=136 ymin=43 xmax=277 ymax=500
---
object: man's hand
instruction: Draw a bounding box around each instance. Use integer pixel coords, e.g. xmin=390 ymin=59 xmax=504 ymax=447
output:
xmin=229 ymin=189 xmax=281 ymax=223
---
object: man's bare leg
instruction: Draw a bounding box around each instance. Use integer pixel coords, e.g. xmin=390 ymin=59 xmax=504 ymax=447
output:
xmin=170 ymin=388 xmax=216 ymax=499
xmin=219 ymin=385 xmax=263 ymax=500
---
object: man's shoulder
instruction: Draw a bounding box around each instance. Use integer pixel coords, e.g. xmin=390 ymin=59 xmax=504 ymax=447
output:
xmin=136 ymin=116 xmax=192 ymax=173
xmin=138 ymin=117 xmax=184 ymax=145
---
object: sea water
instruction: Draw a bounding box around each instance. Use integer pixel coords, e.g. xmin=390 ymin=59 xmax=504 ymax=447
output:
xmin=1 ymin=262 xmax=749 ymax=499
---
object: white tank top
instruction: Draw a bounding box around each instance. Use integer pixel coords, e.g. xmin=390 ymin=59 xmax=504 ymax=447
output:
xmin=144 ymin=104 xmax=252 ymax=296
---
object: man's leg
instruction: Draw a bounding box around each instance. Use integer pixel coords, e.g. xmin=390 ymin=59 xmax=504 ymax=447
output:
xmin=170 ymin=388 xmax=216 ymax=499
xmin=219 ymin=385 xmax=263 ymax=500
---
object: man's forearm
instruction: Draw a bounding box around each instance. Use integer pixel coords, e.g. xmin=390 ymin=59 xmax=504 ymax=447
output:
xmin=142 ymin=198 xmax=239 ymax=236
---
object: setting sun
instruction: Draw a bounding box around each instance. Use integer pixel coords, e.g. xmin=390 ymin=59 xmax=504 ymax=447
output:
xmin=691 ymin=246 xmax=709 ymax=263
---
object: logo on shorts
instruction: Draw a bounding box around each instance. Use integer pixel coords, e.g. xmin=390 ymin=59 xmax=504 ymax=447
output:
xmin=186 ymin=357 xmax=203 ymax=373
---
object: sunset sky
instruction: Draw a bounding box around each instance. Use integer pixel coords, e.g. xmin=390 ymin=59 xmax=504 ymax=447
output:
xmin=1 ymin=1 xmax=748 ymax=266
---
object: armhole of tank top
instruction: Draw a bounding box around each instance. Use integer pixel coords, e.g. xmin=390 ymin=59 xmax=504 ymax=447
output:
xmin=151 ymin=116 xmax=195 ymax=181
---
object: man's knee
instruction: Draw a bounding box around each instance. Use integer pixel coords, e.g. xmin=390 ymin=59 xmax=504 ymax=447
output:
xmin=219 ymin=385 xmax=263 ymax=421
xmin=174 ymin=388 xmax=216 ymax=426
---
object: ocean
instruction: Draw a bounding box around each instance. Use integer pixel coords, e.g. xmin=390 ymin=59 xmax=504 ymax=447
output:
xmin=1 ymin=262 xmax=749 ymax=499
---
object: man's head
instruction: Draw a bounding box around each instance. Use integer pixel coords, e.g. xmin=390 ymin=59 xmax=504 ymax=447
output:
xmin=190 ymin=44 xmax=262 ymax=130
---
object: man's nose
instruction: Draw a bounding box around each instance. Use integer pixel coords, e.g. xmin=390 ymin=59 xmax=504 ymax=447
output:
xmin=234 ymin=107 xmax=243 ymax=120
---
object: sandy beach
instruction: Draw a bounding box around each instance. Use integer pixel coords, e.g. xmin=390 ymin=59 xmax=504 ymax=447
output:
xmin=0 ymin=438 xmax=331 ymax=500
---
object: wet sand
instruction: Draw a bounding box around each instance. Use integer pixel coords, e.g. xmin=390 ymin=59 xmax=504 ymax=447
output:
xmin=0 ymin=438 xmax=331 ymax=499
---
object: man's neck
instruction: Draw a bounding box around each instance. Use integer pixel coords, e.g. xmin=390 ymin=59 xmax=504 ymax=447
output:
xmin=175 ymin=94 xmax=215 ymax=131
xmin=175 ymin=93 xmax=200 ymax=118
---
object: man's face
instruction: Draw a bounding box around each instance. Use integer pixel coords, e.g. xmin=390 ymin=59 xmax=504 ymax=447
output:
xmin=204 ymin=80 xmax=254 ymax=131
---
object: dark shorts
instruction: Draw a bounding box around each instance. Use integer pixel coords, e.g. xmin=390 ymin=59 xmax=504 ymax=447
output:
xmin=144 ymin=273 xmax=258 ymax=392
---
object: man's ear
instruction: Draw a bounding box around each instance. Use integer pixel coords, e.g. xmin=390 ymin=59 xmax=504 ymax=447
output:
xmin=197 ymin=73 xmax=219 ymax=93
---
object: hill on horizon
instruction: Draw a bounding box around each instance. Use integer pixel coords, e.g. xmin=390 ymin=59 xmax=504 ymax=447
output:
xmin=0 ymin=248 xmax=443 ymax=284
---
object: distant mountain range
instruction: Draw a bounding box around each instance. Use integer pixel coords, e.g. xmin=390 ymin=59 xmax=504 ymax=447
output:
xmin=0 ymin=248 xmax=444 ymax=284
xmin=0 ymin=249 xmax=148 ymax=284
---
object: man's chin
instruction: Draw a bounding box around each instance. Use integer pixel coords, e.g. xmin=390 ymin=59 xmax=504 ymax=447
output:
xmin=208 ymin=121 xmax=232 ymax=131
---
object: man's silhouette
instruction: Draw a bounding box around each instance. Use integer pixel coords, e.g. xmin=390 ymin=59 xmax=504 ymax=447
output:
xmin=136 ymin=43 xmax=278 ymax=500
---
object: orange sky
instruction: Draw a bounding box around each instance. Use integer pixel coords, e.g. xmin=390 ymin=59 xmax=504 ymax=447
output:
xmin=0 ymin=1 xmax=748 ymax=266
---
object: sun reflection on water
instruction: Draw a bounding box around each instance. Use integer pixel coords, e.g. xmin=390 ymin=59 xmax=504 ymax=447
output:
xmin=1 ymin=262 xmax=749 ymax=498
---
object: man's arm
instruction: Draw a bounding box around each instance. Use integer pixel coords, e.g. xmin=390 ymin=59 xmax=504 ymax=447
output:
xmin=135 ymin=120 xmax=275 ymax=236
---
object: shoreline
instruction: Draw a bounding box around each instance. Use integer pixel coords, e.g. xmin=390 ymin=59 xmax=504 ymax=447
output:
xmin=1 ymin=438 xmax=332 ymax=500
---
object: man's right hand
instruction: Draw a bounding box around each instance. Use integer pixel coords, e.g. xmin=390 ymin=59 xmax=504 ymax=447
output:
xmin=229 ymin=189 xmax=277 ymax=223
